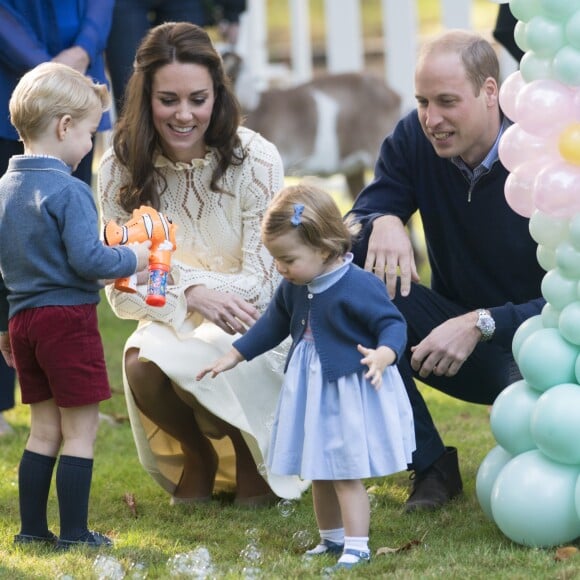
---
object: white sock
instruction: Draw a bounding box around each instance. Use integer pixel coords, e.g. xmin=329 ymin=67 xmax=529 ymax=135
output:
xmin=306 ymin=528 xmax=344 ymax=554
xmin=338 ymin=536 xmax=370 ymax=564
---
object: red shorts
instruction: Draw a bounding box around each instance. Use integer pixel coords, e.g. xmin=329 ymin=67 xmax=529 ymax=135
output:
xmin=9 ymin=304 xmax=111 ymax=408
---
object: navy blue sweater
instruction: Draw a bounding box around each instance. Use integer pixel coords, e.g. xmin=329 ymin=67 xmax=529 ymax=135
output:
xmin=348 ymin=110 xmax=545 ymax=350
xmin=234 ymin=264 xmax=407 ymax=382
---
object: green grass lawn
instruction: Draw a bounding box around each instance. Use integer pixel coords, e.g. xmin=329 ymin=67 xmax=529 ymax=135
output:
xmin=1 ymin=296 xmax=578 ymax=579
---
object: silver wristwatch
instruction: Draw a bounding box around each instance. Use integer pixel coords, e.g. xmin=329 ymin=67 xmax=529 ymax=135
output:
xmin=476 ymin=309 xmax=495 ymax=341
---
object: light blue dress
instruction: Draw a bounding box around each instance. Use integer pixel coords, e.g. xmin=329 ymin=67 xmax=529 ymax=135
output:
xmin=267 ymin=256 xmax=415 ymax=481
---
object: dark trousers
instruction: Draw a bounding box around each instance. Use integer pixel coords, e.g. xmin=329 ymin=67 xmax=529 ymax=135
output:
xmin=393 ymin=282 xmax=519 ymax=472
xmin=106 ymin=0 xmax=207 ymax=116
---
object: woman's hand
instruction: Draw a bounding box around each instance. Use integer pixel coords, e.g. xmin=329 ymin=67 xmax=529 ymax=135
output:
xmin=185 ymin=285 xmax=260 ymax=335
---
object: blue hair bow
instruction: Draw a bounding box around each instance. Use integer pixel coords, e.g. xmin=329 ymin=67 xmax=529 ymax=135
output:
xmin=291 ymin=203 xmax=305 ymax=226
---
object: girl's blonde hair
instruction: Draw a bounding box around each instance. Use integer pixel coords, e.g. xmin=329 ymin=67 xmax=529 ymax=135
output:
xmin=262 ymin=182 xmax=360 ymax=261
xmin=9 ymin=62 xmax=110 ymax=143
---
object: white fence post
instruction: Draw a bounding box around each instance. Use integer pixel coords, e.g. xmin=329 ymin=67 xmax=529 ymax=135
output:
xmin=289 ymin=0 xmax=313 ymax=83
xmin=323 ymin=0 xmax=364 ymax=73
xmin=382 ymin=0 xmax=418 ymax=113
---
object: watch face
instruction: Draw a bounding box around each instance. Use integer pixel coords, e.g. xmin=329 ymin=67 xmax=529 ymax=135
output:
xmin=477 ymin=311 xmax=495 ymax=340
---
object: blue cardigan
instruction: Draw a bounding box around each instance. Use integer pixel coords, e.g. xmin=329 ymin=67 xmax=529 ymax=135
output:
xmin=0 ymin=156 xmax=137 ymax=330
xmin=0 ymin=0 xmax=114 ymax=140
xmin=234 ymin=263 xmax=407 ymax=382
xmin=347 ymin=110 xmax=545 ymax=350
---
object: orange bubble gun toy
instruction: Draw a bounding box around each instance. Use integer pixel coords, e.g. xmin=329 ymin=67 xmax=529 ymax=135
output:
xmin=103 ymin=206 xmax=178 ymax=307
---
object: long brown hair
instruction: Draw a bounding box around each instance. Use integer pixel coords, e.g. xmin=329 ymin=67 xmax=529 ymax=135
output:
xmin=113 ymin=22 xmax=244 ymax=211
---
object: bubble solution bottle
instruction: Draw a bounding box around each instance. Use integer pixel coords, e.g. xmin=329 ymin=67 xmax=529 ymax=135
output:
xmin=146 ymin=240 xmax=173 ymax=306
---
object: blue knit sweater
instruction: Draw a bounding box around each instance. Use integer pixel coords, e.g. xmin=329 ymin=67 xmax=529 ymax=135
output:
xmin=234 ymin=263 xmax=407 ymax=382
xmin=0 ymin=156 xmax=136 ymax=330
xmin=348 ymin=110 xmax=545 ymax=350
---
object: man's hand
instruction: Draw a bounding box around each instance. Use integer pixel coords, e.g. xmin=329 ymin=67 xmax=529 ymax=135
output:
xmin=410 ymin=311 xmax=481 ymax=378
xmin=52 ymin=46 xmax=90 ymax=74
xmin=363 ymin=215 xmax=419 ymax=298
xmin=185 ymin=285 xmax=260 ymax=335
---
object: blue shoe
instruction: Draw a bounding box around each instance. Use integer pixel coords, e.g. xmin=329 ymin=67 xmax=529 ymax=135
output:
xmin=14 ymin=531 xmax=57 ymax=545
xmin=332 ymin=548 xmax=371 ymax=570
xmin=304 ymin=539 xmax=344 ymax=557
xmin=56 ymin=530 xmax=113 ymax=551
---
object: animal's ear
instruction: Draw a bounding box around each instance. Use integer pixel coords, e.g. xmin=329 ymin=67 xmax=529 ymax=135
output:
xmin=221 ymin=51 xmax=243 ymax=84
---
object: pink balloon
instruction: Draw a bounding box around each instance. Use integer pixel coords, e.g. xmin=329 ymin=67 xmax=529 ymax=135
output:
xmin=533 ymin=160 xmax=580 ymax=217
xmin=505 ymin=160 xmax=544 ymax=217
xmin=499 ymin=123 xmax=559 ymax=171
xmin=499 ymin=71 xmax=526 ymax=121
xmin=516 ymin=79 xmax=576 ymax=138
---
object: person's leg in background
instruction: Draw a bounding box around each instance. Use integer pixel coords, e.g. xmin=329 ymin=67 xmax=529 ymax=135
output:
xmin=0 ymin=137 xmax=21 ymax=436
xmin=0 ymin=359 xmax=15 ymax=435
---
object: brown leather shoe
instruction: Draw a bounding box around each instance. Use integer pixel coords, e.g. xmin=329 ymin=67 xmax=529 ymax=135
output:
xmin=404 ymin=446 xmax=463 ymax=512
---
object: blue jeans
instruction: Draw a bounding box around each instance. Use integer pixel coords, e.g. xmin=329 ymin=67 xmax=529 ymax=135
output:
xmin=106 ymin=0 xmax=207 ymax=115
xmin=393 ymin=282 xmax=520 ymax=472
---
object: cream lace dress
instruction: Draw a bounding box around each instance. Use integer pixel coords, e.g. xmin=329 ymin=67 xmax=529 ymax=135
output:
xmin=98 ymin=127 xmax=307 ymax=499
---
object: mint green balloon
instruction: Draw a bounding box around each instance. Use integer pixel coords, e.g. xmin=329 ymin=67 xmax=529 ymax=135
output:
xmin=531 ymin=383 xmax=580 ymax=464
xmin=541 ymin=302 xmax=561 ymax=328
xmin=526 ymin=16 xmax=565 ymax=58
xmin=491 ymin=450 xmax=580 ymax=547
xmin=476 ymin=446 xmax=513 ymax=521
xmin=529 ymin=210 xmax=569 ymax=247
xmin=518 ymin=327 xmax=578 ymax=391
xmin=521 ymin=51 xmax=554 ymax=82
xmin=537 ymin=245 xmax=556 ymax=271
xmin=553 ymin=45 xmax=580 ymax=85
xmin=555 ymin=240 xmax=580 ymax=278
xmin=559 ymin=301 xmax=580 ymax=344
xmin=541 ymin=268 xmax=577 ymax=310
xmin=511 ymin=0 xmax=542 ymax=23
xmin=576 ymin=475 xmax=580 ymax=520
xmin=515 ymin=21 xmax=529 ymax=52
xmin=566 ymin=10 xmax=580 ymax=50
xmin=490 ymin=380 xmax=539 ymax=454
xmin=539 ymin=0 xmax=580 ymax=20
xmin=513 ymin=315 xmax=544 ymax=359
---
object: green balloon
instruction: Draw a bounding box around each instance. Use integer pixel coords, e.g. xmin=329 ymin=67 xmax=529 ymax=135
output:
xmin=518 ymin=327 xmax=578 ymax=391
xmin=521 ymin=51 xmax=554 ymax=82
xmin=531 ymin=383 xmax=580 ymax=464
xmin=476 ymin=446 xmax=513 ymax=521
xmin=566 ymin=10 xmax=580 ymax=50
xmin=539 ymin=0 xmax=580 ymax=21
xmin=560 ymin=301 xmax=580 ymax=344
xmin=553 ymin=45 xmax=580 ymax=85
xmin=529 ymin=210 xmax=569 ymax=247
xmin=491 ymin=450 xmax=580 ymax=547
xmin=541 ymin=269 xmax=577 ymax=310
xmin=541 ymin=302 xmax=561 ymax=328
xmin=526 ymin=16 xmax=565 ymax=58
xmin=513 ymin=315 xmax=544 ymax=359
xmin=511 ymin=0 xmax=542 ymax=23
xmin=515 ymin=21 xmax=529 ymax=52
xmin=537 ymin=245 xmax=556 ymax=271
xmin=555 ymin=240 xmax=580 ymax=278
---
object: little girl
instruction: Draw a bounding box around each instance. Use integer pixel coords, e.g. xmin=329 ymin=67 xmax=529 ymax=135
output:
xmin=197 ymin=183 xmax=415 ymax=570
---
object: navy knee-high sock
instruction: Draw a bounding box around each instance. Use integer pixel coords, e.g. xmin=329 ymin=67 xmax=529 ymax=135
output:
xmin=56 ymin=455 xmax=93 ymax=541
xmin=18 ymin=450 xmax=56 ymax=537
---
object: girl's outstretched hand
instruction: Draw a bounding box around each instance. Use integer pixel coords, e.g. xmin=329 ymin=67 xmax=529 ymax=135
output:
xmin=358 ymin=344 xmax=396 ymax=390
xmin=196 ymin=348 xmax=244 ymax=380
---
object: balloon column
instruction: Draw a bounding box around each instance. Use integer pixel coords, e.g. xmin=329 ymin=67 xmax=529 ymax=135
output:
xmin=476 ymin=0 xmax=580 ymax=548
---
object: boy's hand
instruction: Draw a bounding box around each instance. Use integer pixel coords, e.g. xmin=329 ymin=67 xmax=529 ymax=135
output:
xmin=196 ymin=348 xmax=245 ymax=380
xmin=128 ymin=240 xmax=152 ymax=272
xmin=358 ymin=344 xmax=396 ymax=390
